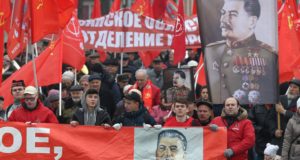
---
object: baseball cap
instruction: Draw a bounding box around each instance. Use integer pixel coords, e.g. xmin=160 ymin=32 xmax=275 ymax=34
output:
xmin=24 ymin=86 xmax=38 ymax=95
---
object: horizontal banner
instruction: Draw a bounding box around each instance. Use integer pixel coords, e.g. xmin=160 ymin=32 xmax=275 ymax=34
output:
xmin=79 ymin=9 xmax=201 ymax=52
xmin=0 ymin=122 xmax=226 ymax=160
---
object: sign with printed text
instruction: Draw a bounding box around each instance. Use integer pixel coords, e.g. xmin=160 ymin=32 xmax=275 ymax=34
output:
xmin=0 ymin=122 xmax=226 ymax=160
xmin=79 ymin=9 xmax=201 ymax=52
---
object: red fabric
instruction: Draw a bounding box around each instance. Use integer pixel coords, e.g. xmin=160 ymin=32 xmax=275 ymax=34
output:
xmin=196 ymin=53 xmax=206 ymax=86
xmin=192 ymin=0 xmax=197 ymax=15
xmin=61 ymin=11 xmax=86 ymax=70
xmin=131 ymin=80 xmax=161 ymax=111
xmin=138 ymin=51 xmax=161 ymax=68
xmin=164 ymin=116 xmax=193 ymax=127
xmin=211 ymin=117 xmax=255 ymax=160
xmin=7 ymin=0 xmax=27 ymax=60
xmin=152 ymin=0 xmax=167 ymax=19
xmin=131 ymin=0 xmax=153 ymax=17
xmin=172 ymin=0 xmax=186 ymax=65
xmin=278 ymin=0 xmax=300 ymax=83
xmin=110 ymin=0 xmax=121 ymax=13
xmin=29 ymin=0 xmax=75 ymax=43
xmin=8 ymin=100 xmax=59 ymax=123
xmin=0 ymin=0 xmax=11 ymax=32
xmin=0 ymin=39 xmax=63 ymax=108
xmin=91 ymin=0 xmax=101 ymax=18
xmin=96 ymin=50 xmax=107 ymax=62
xmin=0 ymin=0 xmax=11 ymax=86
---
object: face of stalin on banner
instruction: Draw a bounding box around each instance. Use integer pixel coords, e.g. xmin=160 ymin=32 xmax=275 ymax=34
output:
xmin=220 ymin=0 xmax=258 ymax=43
xmin=156 ymin=130 xmax=187 ymax=160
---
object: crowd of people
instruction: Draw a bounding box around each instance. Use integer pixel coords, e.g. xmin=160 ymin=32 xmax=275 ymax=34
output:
xmin=1 ymin=49 xmax=300 ymax=160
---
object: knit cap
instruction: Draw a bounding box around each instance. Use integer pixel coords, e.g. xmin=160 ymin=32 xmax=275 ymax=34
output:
xmin=264 ymin=143 xmax=279 ymax=158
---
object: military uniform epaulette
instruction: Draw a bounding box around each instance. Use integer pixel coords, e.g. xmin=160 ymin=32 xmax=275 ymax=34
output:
xmin=206 ymin=40 xmax=226 ymax=47
xmin=258 ymin=41 xmax=277 ymax=53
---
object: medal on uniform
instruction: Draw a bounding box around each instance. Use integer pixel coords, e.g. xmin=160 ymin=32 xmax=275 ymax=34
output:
xmin=248 ymin=90 xmax=261 ymax=104
xmin=232 ymin=56 xmax=240 ymax=73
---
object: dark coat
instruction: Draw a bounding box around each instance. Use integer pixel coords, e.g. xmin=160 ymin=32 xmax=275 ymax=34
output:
xmin=248 ymin=104 xmax=272 ymax=157
xmin=113 ymin=105 xmax=156 ymax=126
xmin=72 ymin=107 xmax=111 ymax=126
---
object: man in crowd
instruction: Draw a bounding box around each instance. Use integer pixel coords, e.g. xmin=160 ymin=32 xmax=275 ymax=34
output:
xmin=5 ymin=80 xmax=25 ymax=120
xmin=61 ymin=85 xmax=84 ymax=123
xmin=147 ymin=57 xmax=164 ymax=89
xmin=211 ymin=97 xmax=255 ymax=160
xmin=192 ymin=101 xmax=214 ymax=126
xmin=88 ymin=74 xmax=116 ymax=118
xmin=113 ymin=91 xmax=156 ymax=126
xmin=131 ymin=69 xmax=161 ymax=112
xmin=8 ymin=86 xmax=59 ymax=123
xmin=269 ymin=78 xmax=300 ymax=154
xmin=156 ymin=129 xmax=187 ymax=160
xmin=164 ymin=99 xmax=193 ymax=127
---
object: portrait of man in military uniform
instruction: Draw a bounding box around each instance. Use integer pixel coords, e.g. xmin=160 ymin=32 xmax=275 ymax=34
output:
xmin=197 ymin=0 xmax=278 ymax=104
xmin=163 ymin=69 xmax=194 ymax=103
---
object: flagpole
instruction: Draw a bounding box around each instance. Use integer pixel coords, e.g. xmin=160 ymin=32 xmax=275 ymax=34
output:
xmin=120 ymin=52 xmax=123 ymax=74
xmin=59 ymin=82 xmax=62 ymax=116
xmin=25 ymin=43 xmax=29 ymax=63
xmin=10 ymin=0 xmax=16 ymax=28
xmin=74 ymin=69 xmax=77 ymax=85
xmin=31 ymin=43 xmax=39 ymax=89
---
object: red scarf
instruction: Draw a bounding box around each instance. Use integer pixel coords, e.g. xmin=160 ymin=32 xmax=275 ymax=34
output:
xmin=132 ymin=80 xmax=153 ymax=112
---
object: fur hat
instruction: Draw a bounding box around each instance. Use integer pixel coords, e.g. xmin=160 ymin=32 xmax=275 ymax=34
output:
xmin=62 ymin=71 xmax=75 ymax=81
xmin=264 ymin=143 xmax=279 ymax=158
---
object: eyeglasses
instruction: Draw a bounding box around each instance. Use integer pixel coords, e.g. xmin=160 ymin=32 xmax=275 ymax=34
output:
xmin=12 ymin=88 xmax=24 ymax=92
xmin=25 ymin=97 xmax=36 ymax=101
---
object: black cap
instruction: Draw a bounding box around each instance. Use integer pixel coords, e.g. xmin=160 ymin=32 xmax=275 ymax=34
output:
xmin=70 ymin=85 xmax=84 ymax=92
xmin=103 ymin=59 xmax=119 ymax=66
xmin=118 ymin=54 xmax=129 ymax=60
xmin=195 ymin=100 xmax=213 ymax=109
xmin=88 ymin=74 xmax=103 ymax=82
xmin=124 ymin=92 xmax=141 ymax=102
xmin=89 ymin=52 xmax=100 ymax=58
xmin=153 ymin=57 xmax=162 ymax=63
xmin=12 ymin=80 xmax=25 ymax=88
xmin=117 ymin=74 xmax=129 ymax=82
xmin=289 ymin=78 xmax=300 ymax=88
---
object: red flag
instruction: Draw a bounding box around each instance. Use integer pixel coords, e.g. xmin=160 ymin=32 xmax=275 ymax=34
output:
xmin=152 ymin=0 xmax=167 ymax=19
xmin=195 ymin=53 xmax=206 ymax=86
xmin=110 ymin=0 xmax=121 ymax=13
xmin=7 ymin=0 xmax=29 ymax=60
xmin=61 ymin=11 xmax=86 ymax=70
xmin=91 ymin=0 xmax=101 ymax=18
xmin=192 ymin=0 xmax=197 ymax=15
xmin=138 ymin=51 xmax=161 ymax=68
xmin=0 ymin=0 xmax=11 ymax=86
xmin=172 ymin=0 xmax=186 ymax=65
xmin=96 ymin=50 xmax=107 ymax=63
xmin=0 ymin=39 xmax=63 ymax=108
xmin=29 ymin=0 xmax=75 ymax=43
xmin=279 ymin=0 xmax=300 ymax=83
xmin=131 ymin=0 xmax=153 ymax=17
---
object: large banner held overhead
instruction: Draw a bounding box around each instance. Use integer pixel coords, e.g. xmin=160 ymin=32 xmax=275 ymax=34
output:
xmin=79 ymin=9 xmax=201 ymax=52
xmin=0 ymin=122 xmax=227 ymax=160
xmin=197 ymin=0 xmax=279 ymax=104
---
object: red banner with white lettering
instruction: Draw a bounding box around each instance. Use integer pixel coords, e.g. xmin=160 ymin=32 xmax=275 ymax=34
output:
xmin=0 ymin=122 xmax=226 ymax=160
xmin=79 ymin=9 xmax=200 ymax=52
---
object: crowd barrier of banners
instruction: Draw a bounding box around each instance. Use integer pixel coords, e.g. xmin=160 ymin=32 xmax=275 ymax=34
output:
xmin=0 ymin=122 xmax=226 ymax=160
xmin=79 ymin=9 xmax=201 ymax=52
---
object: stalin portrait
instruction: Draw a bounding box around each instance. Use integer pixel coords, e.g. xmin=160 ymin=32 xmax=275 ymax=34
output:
xmin=165 ymin=70 xmax=193 ymax=103
xmin=204 ymin=0 xmax=278 ymax=104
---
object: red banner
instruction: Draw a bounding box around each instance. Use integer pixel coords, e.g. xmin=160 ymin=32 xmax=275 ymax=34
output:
xmin=79 ymin=9 xmax=200 ymax=52
xmin=0 ymin=122 xmax=226 ymax=160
